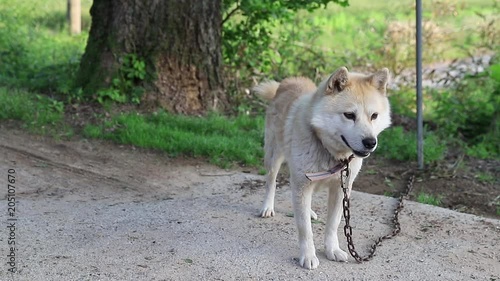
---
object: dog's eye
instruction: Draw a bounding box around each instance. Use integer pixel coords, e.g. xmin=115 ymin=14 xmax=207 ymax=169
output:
xmin=371 ymin=113 xmax=378 ymax=120
xmin=344 ymin=112 xmax=356 ymax=120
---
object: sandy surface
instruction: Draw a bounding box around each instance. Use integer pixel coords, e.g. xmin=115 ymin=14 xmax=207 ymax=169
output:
xmin=0 ymin=128 xmax=499 ymax=281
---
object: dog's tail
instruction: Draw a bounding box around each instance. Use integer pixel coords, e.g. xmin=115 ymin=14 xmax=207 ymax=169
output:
xmin=253 ymin=80 xmax=280 ymax=101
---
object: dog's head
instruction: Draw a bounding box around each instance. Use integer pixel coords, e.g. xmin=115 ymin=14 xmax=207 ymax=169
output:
xmin=311 ymin=67 xmax=391 ymax=159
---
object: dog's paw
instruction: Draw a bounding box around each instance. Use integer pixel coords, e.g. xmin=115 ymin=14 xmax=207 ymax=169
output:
xmin=310 ymin=209 xmax=318 ymax=220
xmin=259 ymin=207 xmax=275 ymax=218
xmin=326 ymin=248 xmax=348 ymax=262
xmin=299 ymin=253 xmax=320 ymax=269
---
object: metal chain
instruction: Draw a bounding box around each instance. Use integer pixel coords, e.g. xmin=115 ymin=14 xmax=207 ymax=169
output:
xmin=340 ymin=161 xmax=415 ymax=263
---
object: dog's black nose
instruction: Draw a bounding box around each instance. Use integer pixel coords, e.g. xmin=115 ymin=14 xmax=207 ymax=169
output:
xmin=362 ymin=137 xmax=377 ymax=149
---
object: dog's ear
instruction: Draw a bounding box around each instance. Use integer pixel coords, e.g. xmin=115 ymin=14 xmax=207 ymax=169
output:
xmin=371 ymin=68 xmax=390 ymax=94
xmin=326 ymin=66 xmax=349 ymax=95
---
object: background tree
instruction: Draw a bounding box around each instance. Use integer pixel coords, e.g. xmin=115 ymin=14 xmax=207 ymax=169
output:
xmin=77 ymin=0 xmax=224 ymax=114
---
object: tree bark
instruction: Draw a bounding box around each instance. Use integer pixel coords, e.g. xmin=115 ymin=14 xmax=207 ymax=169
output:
xmin=77 ymin=0 xmax=225 ymax=114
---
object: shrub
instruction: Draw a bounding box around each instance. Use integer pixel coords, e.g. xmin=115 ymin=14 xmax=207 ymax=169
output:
xmin=417 ymin=192 xmax=442 ymax=206
xmin=377 ymin=126 xmax=446 ymax=164
xmin=0 ymin=1 xmax=89 ymax=99
xmin=0 ymin=87 xmax=66 ymax=134
xmin=429 ymin=64 xmax=499 ymax=159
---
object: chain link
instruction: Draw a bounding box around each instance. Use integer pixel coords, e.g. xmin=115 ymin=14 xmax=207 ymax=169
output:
xmin=340 ymin=160 xmax=415 ymax=263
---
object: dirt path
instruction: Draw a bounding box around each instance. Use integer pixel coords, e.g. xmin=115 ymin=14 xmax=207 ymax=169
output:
xmin=0 ymin=127 xmax=499 ymax=281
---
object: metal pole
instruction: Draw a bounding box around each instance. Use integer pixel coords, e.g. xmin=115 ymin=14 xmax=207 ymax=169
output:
xmin=416 ymin=0 xmax=424 ymax=169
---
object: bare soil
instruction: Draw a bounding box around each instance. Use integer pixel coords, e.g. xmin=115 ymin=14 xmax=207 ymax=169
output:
xmin=241 ymin=154 xmax=500 ymax=219
xmin=356 ymin=156 xmax=499 ymax=219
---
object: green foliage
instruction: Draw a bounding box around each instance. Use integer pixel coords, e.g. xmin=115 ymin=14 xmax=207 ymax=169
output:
xmin=96 ymin=87 xmax=126 ymax=104
xmin=0 ymin=1 xmax=90 ymax=95
xmin=388 ymin=63 xmax=499 ymax=161
xmin=416 ymin=192 xmax=442 ymax=206
xmin=222 ymin=0 xmax=348 ymax=69
xmin=0 ymin=87 xmax=66 ymax=134
xmin=490 ymin=64 xmax=500 ymax=82
xmin=428 ymin=64 xmax=500 ymax=159
xmin=475 ymin=172 xmax=494 ymax=183
xmin=377 ymin=126 xmax=446 ymax=164
xmin=122 ymin=54 xmax=147 ymax=81
xmin=96 ymin=54 xmax=146 ymax=105
xmin=389 ymin=89 xmax=417 ymax=117
xmin=83 ymin=111 xmax=265 ymax=168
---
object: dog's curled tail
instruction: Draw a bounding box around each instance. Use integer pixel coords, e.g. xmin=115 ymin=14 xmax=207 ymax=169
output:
xmin=253 ymin=80 xmax=280 ymax=101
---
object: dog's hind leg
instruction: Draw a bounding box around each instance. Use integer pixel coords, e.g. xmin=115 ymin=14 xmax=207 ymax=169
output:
xmin=259 ymin=149 xmax=284 ymax=218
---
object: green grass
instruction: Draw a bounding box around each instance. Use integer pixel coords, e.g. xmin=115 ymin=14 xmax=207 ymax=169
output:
xmin=475 ymin=172 xmax=495 ymax=183
xmin=376 ymin=126 xmax=447 ymax=164
xmin=0 ymin=88 xmax=57 ymax=122
xmin=0 ymin=87 xmax=67 ymax=133
xmin=83 ymin=111 xmax=265 ymax=168
xmin=416 ymin=192 xmax=442 ymax=206
xmin=383 ymin=191 xmax=395 ymax=197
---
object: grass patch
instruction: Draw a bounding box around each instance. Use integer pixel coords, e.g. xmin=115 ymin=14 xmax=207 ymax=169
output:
xmin=416 ymin=192 xmax=442 ymax=206
xmin=475 ymin=172 xmax=495 ymax=183
xmin=383 ymin=191 xmax=395 ymax=197
xmin=377 ymin=126 xmax=447 ymax=164
xmin=0 ymin=87 xmax=69 ymax=135
xmin=83 ymin=111 xmax=265 ymax=168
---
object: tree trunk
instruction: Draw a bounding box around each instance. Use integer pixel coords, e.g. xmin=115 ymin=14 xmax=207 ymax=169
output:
xmin=77 ymin=0 xmax=225 ymax=114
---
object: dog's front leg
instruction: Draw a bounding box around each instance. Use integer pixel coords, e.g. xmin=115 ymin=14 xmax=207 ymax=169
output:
xmin=324 ymin=181 xmax=348 ymax=262
xmin=292 ymin=180 xmax=319 ymax=269
xmin=325 ymin=159 xmax=362 ymax=262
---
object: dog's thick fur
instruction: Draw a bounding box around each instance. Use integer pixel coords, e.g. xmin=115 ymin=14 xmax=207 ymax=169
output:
xmin=254 ymin=67 xmax=391 ymax=269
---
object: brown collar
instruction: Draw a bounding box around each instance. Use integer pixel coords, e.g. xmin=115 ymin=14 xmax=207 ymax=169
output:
xmin=305 ymin=154 xmax=354 ymax=181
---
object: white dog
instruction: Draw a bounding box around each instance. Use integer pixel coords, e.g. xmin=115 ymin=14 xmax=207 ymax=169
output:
xmin=254 ymin=67 xmax=391 ymax=269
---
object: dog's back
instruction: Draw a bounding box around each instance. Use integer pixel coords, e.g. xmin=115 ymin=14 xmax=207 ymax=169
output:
xmin=254 ymin=77 xmax=317 ymax=130
xmin=254 ymin=77 xmax=316 ymax=102
xmin=254 ymin=77 xmax=317 ymax=167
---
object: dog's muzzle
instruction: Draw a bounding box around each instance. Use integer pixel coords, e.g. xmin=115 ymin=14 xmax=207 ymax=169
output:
xmin=341 ymin=135 xmax=374 ymax=158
